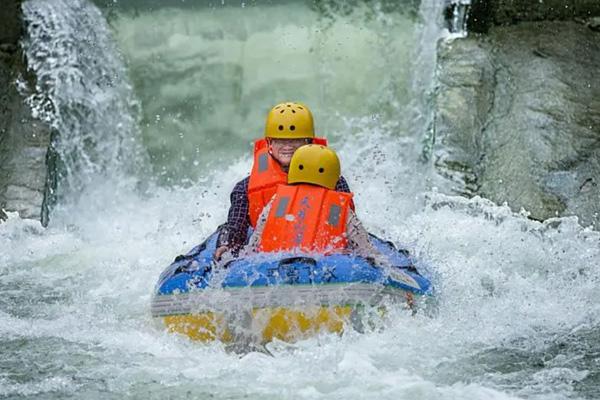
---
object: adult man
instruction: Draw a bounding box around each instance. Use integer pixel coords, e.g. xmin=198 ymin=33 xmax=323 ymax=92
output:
xmin=242 ymin=144 xmax=384 ymax=261
xmin=215 ymin=102 xmax=352 ymax=260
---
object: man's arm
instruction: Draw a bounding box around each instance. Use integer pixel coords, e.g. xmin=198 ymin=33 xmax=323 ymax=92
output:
xmin=345 ymin=210 xmax=390 ymax=267
xmin=216 ymin=177 xmax=251 ymax=258
xmin=336 ymin=175 xmax=355 ymax=210
xmin=335 ymin=175 xmax=351 ymax=192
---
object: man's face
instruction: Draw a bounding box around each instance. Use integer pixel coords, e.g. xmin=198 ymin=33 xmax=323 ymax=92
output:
xmin=268 ymin=138 xmax=311 ymax=167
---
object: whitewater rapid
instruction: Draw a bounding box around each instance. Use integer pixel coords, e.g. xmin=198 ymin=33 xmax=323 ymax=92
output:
xmin=2 ymin=0 xmax=600 ymax=399
xmin=3 ymin=125 xmax=600 ymax=398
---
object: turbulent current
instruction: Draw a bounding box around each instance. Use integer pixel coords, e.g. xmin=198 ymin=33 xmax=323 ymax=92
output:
xmin=2 ymin=1 xmax=600 ymax=399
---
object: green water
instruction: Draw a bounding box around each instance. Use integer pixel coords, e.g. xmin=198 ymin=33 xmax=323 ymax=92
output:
xmin=105 ymin=0 xmax=418 ymax=183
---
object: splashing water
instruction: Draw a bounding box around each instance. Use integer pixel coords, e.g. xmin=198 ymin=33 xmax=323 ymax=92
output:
xmin=2 ymin=0 xmax=600 ymax=399
xmin=106 ymin=0 xmax=421 ymax=183
xmin=21 ymin=0 xmax=148 ymax=206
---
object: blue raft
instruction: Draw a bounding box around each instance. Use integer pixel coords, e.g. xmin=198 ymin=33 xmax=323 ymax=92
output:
xmin=152 ymin=229 xmax=432 ymax=342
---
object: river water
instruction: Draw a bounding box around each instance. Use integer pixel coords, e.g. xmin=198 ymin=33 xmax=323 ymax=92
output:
xmin=1 ymin=0 xmax=600 ymax=399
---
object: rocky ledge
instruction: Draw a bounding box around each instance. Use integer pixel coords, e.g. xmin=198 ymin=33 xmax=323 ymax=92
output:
xmin=432 ymin=1 xmax=600 ymax=229
xmin=0 ymin=0 xmax=52 ymax=225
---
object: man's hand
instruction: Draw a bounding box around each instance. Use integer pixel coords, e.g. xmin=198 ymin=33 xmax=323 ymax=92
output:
xmin=214 ymin=246 xmax=229 ymax=261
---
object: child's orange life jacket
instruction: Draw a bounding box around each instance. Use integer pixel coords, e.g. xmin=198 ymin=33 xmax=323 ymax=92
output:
xmin=247 ymin=137 xmax=327 ymax=227
xmin=258 ymin=183 xmax=353 ymax=254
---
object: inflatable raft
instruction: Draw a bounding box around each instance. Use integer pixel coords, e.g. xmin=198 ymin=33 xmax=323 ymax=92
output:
xmin=151 ymin=229 xmax=432 ymax=343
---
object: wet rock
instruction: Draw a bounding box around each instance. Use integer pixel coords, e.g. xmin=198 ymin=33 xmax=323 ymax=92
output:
xmin=468 ymin=0 xmax=600 ymax=33
xmin=0 ymin=0 xmax=52 ymax=225
xmin=0 ymin=0 xmax=22 ymax=45
xmin=581 ymin=16 xmax=600 ymax=32
xmin=432 ymin=38 xmax=494 ymax=196
xmin=0 ymin=88 xmax=53 ymax=221
xmin=432 ymin=21 xmax=600 ymax=228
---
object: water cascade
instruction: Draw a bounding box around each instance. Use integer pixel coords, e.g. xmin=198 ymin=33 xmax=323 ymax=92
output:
xmin=21 ymin=0 xmax=147 ymax=213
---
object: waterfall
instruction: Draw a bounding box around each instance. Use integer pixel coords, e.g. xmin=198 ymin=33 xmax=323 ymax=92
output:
xmin=21 ymin=0 xmax=147 ymax=205
xmin=448 ymin=0 xmax=471 ymax=36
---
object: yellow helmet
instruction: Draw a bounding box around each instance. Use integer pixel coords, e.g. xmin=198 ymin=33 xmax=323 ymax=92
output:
xmin=264 ymin=102 xmax=315 ymax=139
xmin=288 ymin=144 xmax=340 ymax=190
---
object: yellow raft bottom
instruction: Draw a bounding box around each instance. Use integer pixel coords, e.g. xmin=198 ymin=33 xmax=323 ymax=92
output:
xmin=162 ymin=306 xmax=353 ymax=343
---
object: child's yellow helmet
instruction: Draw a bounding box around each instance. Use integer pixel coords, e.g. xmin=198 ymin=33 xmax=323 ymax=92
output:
xmin=288 ymin=145 xmax=340 ymax=190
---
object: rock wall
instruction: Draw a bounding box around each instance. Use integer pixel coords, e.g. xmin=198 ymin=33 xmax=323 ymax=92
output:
xmin=0 ymin=0 xmax=52 ymax=225
xmin=432 ymin=3 xmax=600 ymax=228
xmin=468 ymin=0 xmax=600 ymax=32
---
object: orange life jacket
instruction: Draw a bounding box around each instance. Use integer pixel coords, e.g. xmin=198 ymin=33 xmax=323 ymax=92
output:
xmin=247 ymin=137 xmax=327 ymax=227
xmin=258 ymin=183 xmax=353 ymax=254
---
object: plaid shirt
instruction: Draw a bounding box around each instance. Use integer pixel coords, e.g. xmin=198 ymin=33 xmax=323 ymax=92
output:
xmin=217 ymin=175 xmax=352 ymax=254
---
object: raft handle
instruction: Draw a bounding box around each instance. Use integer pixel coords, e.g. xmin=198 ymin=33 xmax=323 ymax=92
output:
xmin=278 ymin=256 xmax=317 ymax=267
